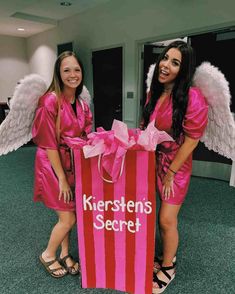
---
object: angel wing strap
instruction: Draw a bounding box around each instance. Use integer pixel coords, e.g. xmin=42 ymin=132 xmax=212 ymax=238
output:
xmin=56 ymin=96 xmax=61 ymax=144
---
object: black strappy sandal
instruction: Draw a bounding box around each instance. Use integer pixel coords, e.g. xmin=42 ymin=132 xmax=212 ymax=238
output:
xmin=152 ymin=263 xmax=176 ymax=293
xmin=153 ymin=256 xmax=176 ymax=273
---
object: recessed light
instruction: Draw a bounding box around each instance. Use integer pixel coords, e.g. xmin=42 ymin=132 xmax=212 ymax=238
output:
xmin=60 ymin=1 xmax=72 ymax=6
xmin=17 ymin=28 xmax=25 ymax=31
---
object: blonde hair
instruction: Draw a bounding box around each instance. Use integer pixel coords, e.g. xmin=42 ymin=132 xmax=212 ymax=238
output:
xmin=46 ymin=51 xmax=84 ymax=99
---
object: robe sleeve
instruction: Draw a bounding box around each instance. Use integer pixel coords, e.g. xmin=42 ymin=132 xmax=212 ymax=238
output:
xmin=32 ymin=93 xmax=58 ymax=149
xmin=183 ymin=87 xmax=208 ymax=139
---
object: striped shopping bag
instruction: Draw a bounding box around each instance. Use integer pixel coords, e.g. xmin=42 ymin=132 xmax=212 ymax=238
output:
xmin=74 ymin=149 xmax=156 ymax=294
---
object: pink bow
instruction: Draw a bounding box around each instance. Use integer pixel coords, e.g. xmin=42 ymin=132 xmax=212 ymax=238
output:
xmin=82 ymin=120 xmax=174 ymax=181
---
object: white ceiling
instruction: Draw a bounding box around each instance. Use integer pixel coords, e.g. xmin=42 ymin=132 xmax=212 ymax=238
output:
xmin=0 ymin=0 xmax=111 ymax=38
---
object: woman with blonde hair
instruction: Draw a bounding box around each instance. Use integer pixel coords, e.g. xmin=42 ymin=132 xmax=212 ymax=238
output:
xmin=32 ymin=51 xmax=92 ymax=278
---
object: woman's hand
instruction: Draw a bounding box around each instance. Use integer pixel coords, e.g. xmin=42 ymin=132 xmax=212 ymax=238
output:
xmin=46 ymin=149 xmax=73 ymax=203
xmin=162 ymin=172 xmax=175 ymax=200
xmin=58 ymin=176 xmax=73 ymax=203
xmin=161 ymin=136 xmax=199 ymax=200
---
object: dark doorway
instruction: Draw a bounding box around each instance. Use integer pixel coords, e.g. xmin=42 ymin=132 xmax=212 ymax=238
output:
xmin=92 ymin=47 xmax=123 ymax=130
xmin=189 ymin=31 xmax=234 ymax=164
xmin=190 ymin=32 xmax=235 ymax=112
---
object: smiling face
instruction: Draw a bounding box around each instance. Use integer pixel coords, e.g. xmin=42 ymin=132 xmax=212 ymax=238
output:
xmin=60 ymin=55 xmax=82 ymax=92
xmin=158 ymin=48 xmax=182 ymax=88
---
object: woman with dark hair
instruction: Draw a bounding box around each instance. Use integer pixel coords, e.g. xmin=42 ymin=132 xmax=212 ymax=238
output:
xmin=142 ymin=41 xmax=208 ymax=293
xmin=32 ymin=51 xmax=92 ymax=278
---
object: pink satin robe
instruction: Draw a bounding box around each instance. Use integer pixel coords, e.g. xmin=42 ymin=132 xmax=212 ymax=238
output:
xmin=150 ymin=87 xmax=208 ymax=205
xmin=32 ymin=92 xmax=92 ymax=211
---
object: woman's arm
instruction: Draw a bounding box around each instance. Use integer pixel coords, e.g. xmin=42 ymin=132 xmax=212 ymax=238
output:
xmin=46 ymin=149 xmax=73 ymax=203
xmin=168 ymin=135 xmax=199 ymax=173
xmin=162 ymin=135 xmax=199 ymax=199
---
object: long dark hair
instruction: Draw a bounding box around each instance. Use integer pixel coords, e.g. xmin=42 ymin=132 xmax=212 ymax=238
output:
xmin=142 ymin=40 xmax=195 ymax=140
xmin=46 ymin=51 xmax=84 ymax=99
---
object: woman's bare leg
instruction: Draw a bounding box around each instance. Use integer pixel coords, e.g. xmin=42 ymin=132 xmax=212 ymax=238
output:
xmin=60 ymin=230 xmax=79 ymax=273
xmin=154 ymin=202 xmax=181 ymax=287
xmin=41 ymin=210 xmax=76 ymax=276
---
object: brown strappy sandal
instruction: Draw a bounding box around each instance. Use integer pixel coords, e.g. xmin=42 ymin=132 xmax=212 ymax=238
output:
xmin=59 ymin=254 xmax=80 ymax=276
xmin=39 ymin=255 xmax=68 ymax=278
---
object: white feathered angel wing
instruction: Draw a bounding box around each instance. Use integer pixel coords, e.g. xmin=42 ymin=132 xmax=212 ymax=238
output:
xmin=0 ymin=72 xmax=92 ymax=156
xmin=146 ymin=63 xmax=156 ymax=94
xmin=80 ymin=85 xmax=92 ymax=106
xmin=0 ymin=74 xmax=47 ymax=156
xmin=193 ymin=62 xmax=235 ymax=161
xmin=145 ymin=61 xmax=235 ymax=160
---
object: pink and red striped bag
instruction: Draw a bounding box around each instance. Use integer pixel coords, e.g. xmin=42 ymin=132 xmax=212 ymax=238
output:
xmin=74 ymin=149 xmax=156 ymax=294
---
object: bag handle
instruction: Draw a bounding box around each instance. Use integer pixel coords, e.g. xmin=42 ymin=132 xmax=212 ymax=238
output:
xmin=97 ymin=154 xmax=125 ymax=183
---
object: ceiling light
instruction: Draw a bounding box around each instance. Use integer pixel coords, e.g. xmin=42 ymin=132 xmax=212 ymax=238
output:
xmin=60 ymin=1 xmax=72 ymax=6
xmin=17 ymin=28 xmax=25 ymax=31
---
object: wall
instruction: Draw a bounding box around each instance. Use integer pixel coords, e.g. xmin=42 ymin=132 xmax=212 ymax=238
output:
xmin=0 ymin=35 xmax=29 ymax=102
xmin=27 ymin=0 xmax=235 ymax=127
xmin=26 ymin=31 xmax=59 ymax=86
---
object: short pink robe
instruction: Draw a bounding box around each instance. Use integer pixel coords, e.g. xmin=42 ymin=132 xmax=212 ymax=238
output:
xmin=32 ymin=92 xmax=92 ymax=211
xmin=150 ymin=87 xmax=208 ymax=205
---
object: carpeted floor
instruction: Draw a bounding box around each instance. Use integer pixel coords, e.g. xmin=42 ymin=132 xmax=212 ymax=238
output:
xmin=0 ymin=146 xmax=234 ymax=294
